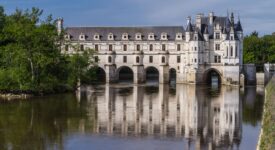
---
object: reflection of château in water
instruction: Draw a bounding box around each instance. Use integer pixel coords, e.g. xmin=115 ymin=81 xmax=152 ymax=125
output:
xmin=79 ymin=84 xmax=242 ymax=149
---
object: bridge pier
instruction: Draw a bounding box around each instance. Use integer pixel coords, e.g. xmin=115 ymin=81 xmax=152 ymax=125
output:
xmin=105 ymin=65 xmax=117 ymax=83
xmin=133 ymin=65 xmax=145 ymax=84
xmin=159 ymin=65 xmax=169 ymax=84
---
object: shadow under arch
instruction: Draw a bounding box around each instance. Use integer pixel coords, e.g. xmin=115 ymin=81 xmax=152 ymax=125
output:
xmin=116 ymin=66 xmax=134 ymax=83
xmin=95 ymin=67 xmax=106 ymax=83
xmin=145 ymin=66 xmax=159 ymax=83
xmin=169 ymin=68 xmax=177 ymax=84
xmin=203 ymin=68 xmax=222 ymax=86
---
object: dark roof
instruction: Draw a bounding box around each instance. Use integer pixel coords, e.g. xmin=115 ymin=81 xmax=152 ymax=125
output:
xmin=186 ymin=22 xmax=193 ymax=32
xmin=235 ymin=20 xmax=243 ymax=31
xmin=65 ymin=26 xmax=185 ymax=41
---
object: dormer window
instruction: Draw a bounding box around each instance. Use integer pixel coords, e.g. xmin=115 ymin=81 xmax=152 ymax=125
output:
xmin=176 ymin=33 xmax=182 ymax=40
xmin=161 ymin=33 xmax=168 ymax=40
xmin=64 ymin=34 xmax=71 ymax=40
xmin=94 ymin=34 xmax=100 ymax=40
xmin=136 ymin=33 xmax=142 ymax=40
xmin=148 ymin=33 xmax=155 ymax=40
xmin=108 ymin=33 xmax=114 ymax=40
xmin=79 ymin=33 xmax=86 ymax=41
xmin=122 ymin=33 xmax=128 ymax=40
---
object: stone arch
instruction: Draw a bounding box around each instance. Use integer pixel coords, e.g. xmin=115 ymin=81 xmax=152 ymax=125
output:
xmin=203 ymin=68 xmax=222 ymax=85
xmin=116 ymin=66 xmax=134 ymax=82
xmin=169 ymin=68 xmax=177 ymax=83
xmin=95 ymin=67 xmax=106 ymax=83
xmin=145 ymin=66 xmax=159 ymax=83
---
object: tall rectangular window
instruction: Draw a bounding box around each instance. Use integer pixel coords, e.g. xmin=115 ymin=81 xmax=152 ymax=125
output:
xmin=95 ymin=44 xmax=98 ymax=51
xmin=149 ymin=56 xmax=153 ymax=63
xmin=123 ymin=45 xmax=127 ymax=51
xmin=149 ymin=44 xmax=153 ymax=51
xmin=80 ymin=45 xmax=84 ymax=51
xmin=162 ymin=44 xmax=166 ymax=51
xmin=137 ymin=44 xmax=140 ymax=51
xmin=123 ymin=56 xmax=127 ymax=63
xmin=177 ymin=44 xmax=181 ymax=51
xmin=215 ymin=33 xmax=220 ymax=39
xmin=109 ymin=45 xmax=113 ymax=51
xmin=95 ymin=56 xmax=99 ymax=62
xmin=177 ymin=56 xmax=181 ymax=63
xmin=215 ymin=44 xmax=220 ymax=50
xmin=214 ymin=56 xmax=217 ymax=63
xmin=218 ymin=56 xmax=221 ymax=63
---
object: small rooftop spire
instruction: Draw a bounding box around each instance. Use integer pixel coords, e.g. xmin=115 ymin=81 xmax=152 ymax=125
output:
xmin=204 ymin=25 xmax=209 ymax=34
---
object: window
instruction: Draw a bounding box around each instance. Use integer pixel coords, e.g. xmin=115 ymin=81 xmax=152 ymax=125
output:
xmin=214 ymin=55 xmax=221 ymax=63
xmin=194 ymin=58 xmax=197 ymax=63
xmin=177 ymin=44 xmax=181 ymax=51
xmin=235 ymin=46 xmax=238 ymax=57
xmin=194 ymin=36 xmax=197 ymax=40
xmin=95 ymin=56 xmax=99 ymax=62
xmin=177 ymin=56 xmax=181 ymax=63
xmin=108 ymin=56 xmax=112 ymax=63
xmin=230 ymin=46 xmax=233 ymax=57
xmin=80 ymin=45 xmax=84 ymax=51
xmin=136 ymin=56 xmax=140 ymax=63
xmin=215 ymin=44 xmax=220 ymax=50
xmin=162 ymin=44 xmax=166 ymax=51
xmin=149 ymin=56 xmax=153 ymax=63
xmin=149 ymin=44 xmax=153 ymax=51
xmin=194 ymin=47 xmax=197 ymax=51
xmin=95 ymin=44 xmax=98 ymax=51
xmin=123 ymin=45 xmax=127 ymax=51
xmin=65 ymin=45 xmax=69 ymax=51
xmin=161 ymin=56 xmax=165 ymax=63
xmin=109 ymin=45 xmax=113 ymax=51
xmin=137 ymin=44 xmax=140 ymax=51
xmin=215 ymin=33 xmax=220 ymax=39
xmin=230 ymin=36 xmax=233 ymax=40
xmin=226 ymin=46 xmax=229 ymax=56
xmin=123 ymin=56 xmax=127 ymax=63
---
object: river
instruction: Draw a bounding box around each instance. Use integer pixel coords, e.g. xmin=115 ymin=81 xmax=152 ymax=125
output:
xmin=0 ymin=83 xmax=264 ymax=150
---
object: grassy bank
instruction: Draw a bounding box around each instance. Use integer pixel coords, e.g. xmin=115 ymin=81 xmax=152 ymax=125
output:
xmin=258 ymin=76 xmax=275 ymax=150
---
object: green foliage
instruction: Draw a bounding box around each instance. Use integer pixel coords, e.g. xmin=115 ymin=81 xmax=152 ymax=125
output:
xmin=0 ymin=6 xmax=96 ymax=93
xmin=243 ymin=31 xmax=275 ymax=65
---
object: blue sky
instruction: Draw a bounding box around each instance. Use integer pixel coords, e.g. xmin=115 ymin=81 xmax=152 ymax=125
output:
xmin=1 ymin=0 xmax=275 ymax=35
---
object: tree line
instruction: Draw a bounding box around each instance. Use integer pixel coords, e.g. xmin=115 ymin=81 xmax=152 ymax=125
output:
xmin=243 ymin=31 xmax=275 ymax=65
xmin=0 ymin=6 xmax=96 ymax=94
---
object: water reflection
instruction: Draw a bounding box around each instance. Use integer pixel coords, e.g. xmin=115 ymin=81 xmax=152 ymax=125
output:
xmin=79 ymin=84 xmax=242 ymax=149
xmin=0 ymin=84 xmax=264 ymax=150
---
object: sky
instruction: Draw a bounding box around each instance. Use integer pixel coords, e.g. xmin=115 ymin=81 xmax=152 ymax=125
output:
xmin=1 ymin=0 xmax=275 ymax=35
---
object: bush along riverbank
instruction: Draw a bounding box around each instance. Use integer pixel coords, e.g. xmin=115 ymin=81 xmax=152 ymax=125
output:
xmin=0 ymin=6 xmax=97 ymax=101
xmin=258 ymin=76 xmax=275 ymax=150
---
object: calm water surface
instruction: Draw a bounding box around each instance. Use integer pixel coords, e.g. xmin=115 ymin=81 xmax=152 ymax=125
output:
xmin=0 ymin=83 xmax=264 ymax=150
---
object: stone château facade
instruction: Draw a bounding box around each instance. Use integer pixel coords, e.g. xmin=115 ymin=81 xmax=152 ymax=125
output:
xmin=59 ymin=12 xmax=243 ymax=85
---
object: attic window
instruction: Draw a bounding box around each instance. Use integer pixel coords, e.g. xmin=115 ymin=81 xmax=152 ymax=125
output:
xmin=161 ymin=33 xmax=167 ymax=40
xmin=94 ymin=34 xmax=100 ymax=40
xmin=79 ymin=34 xmax=86 ymax=40
xmin=108 ymin=33 xmax=114 ymax=40
xmin=122 ymin=33 xmax=128 ymax=40
xmin=65 ymin=34 xmax=70 ymax=40
xmin=148 ymin=33 xmax=155 ymax=40
xmin=194 ymin=36 xmax=197 ymax=40
xmin=136 ymin=33 xmax=142 ymax=40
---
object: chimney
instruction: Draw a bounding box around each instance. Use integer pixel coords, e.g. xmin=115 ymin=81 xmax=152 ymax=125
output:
xmin=187 ymin=16 xmax=191 ymax=25
xmin=57 ymin=17 xmax=63 ymax=35
xmin=209 ymin=12 xmax=214 ymax=25
xmin=196 ymin=13 xmax=203 ymax=29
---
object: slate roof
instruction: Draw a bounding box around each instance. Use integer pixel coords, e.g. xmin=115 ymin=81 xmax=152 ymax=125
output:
xmin=65 ymin=26 xmax=185 ymax=41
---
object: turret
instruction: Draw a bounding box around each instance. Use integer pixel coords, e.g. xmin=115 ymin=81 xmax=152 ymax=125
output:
xmin=236 ymin=17 xmax=243 ymax=40
xmin=57 ymin=17 xmax=63 ymax=35
xmin=185 ymin=16 xmax=193 ymax=42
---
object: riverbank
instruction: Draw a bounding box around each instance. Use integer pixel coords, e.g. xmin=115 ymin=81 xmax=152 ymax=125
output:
xmin=258 ymin=76 xmax=275 ymax=150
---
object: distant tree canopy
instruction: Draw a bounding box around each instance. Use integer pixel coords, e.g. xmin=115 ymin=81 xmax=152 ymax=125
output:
xmin=243 ymin=31 xmax=275 ymax=64
xmin=0 ymin=6 xmax=96 ymax=93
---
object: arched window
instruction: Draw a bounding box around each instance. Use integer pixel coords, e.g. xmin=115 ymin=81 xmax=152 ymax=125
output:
xmin=230 ymin=46 xmax=233 ymax=57
xmin=108 ymin=56 xmax=112 ymax=63
xmin=162 ymin=44 xmax=166 ymax=51
xmin=136 ymin=56 xmax=140 ymax=63
xmin=162 ymin=56 xmax=165 ymax=63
